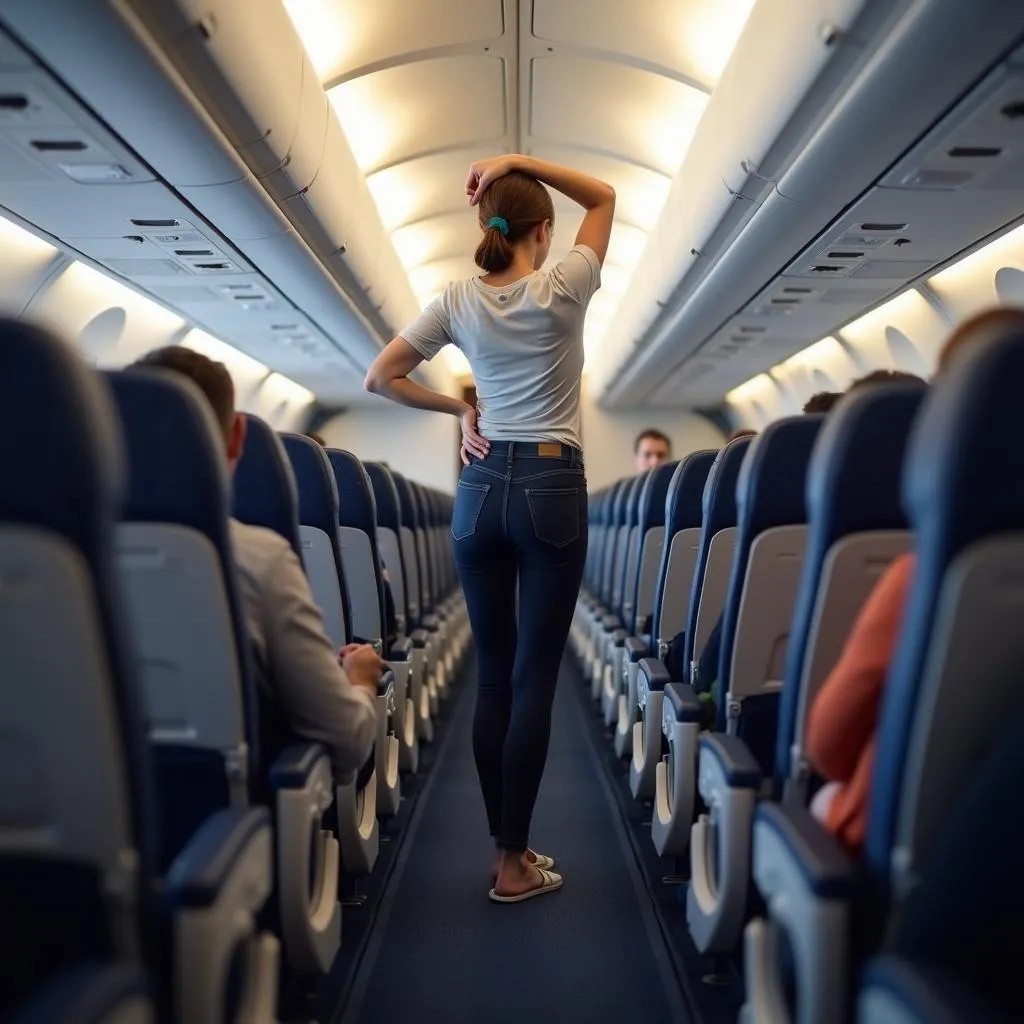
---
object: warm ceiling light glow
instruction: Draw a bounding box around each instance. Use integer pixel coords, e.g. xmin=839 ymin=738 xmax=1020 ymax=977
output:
xmin=0 ymin=212 xmax=57 ymax=262
xmin=686 ymin=0 xmax=757 ymax=85
xmin=726 ymin=373 xmax=775 ymax=406
xmin=327 ymin=80 xmax=393 ymax=172
xmin=182 ymin=329 xmax=268 ymax=378
xmin=930 ymin=222 xmax=1024 ymax=306
xmin=260 ymin=371 xmax=315 ymax=409
xmin=282 ymin=0 xmax=353 ymax=80
xmin=598 ymin=262 xmax=632 ymax=298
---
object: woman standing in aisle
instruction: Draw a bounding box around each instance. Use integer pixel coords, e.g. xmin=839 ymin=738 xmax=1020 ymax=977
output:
xmin=365 ymin=154 xmax=615 ymax=902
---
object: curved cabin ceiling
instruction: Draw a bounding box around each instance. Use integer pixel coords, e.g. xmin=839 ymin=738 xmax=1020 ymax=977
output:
xmin=282 ymin=0 xmax=754 ymax=377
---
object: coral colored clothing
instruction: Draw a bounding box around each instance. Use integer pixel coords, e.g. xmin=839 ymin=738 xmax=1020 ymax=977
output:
xmin=806 ymin=552 xmax=915 ymax=853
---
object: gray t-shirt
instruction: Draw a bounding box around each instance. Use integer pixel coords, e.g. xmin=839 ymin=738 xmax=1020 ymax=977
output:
xmin=400 ymin=244 xmax=601 ymax=451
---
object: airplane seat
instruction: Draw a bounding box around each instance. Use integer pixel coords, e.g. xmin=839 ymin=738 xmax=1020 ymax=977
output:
xmin=776 ymin=383 xmax=927 ymax=808
xmin=643 ymin=451 xmax=717 ymax=845
xmin=391 ymin=472 xmax=433 ymax=744
xmin=743 ymin=323 xmax=1024 ymax=1024
xmin=576 ymin=485 xmax=610 ymax=671
xmin=324 ymin=447 xmax=401 ymax=825
xmin=366 ymin=462 xmax=419 ymax=774
xmin=106 ymin=369 xmax=259 ymax=865
xmin=232 ymin=417 xmax=347 ymax=977
xmin=689 ymin=416 xmax=823 ymax=956
xmin=587 ymin=481 xmax=627 ymax=686
xmin=601 ymin=470 xmax=650 ymax=727
xmin=410 ymin=482 xmax=446 ymax=705
xmin=0 ymin=322 xmax=276 ymax=1024
xmin=594 ymin=476 xmax=640 ymax=704
xmin=9 ymin=963 xmax=156 ymax=1024
xmin=270 ymin=439 xmax=381 ymax=875
xmin=633 ymin=444 xmax=741 ymax=802
xmin=614 ymin=460 xmax=680 ymax=758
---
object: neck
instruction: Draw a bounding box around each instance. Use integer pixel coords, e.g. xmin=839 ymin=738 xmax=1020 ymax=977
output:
xmin=482 ymin=244 xmax=537 ymax=284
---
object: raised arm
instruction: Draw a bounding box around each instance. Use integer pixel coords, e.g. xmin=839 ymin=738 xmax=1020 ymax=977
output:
xmin=466 ymin=154 xmax=616 ymax=264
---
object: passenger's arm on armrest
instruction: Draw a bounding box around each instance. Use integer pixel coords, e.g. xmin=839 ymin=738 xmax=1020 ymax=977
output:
xmin=806 ymin=554 xmax=915 ymax=782
xmin=264 ymin=545 xmax=377 ymax=777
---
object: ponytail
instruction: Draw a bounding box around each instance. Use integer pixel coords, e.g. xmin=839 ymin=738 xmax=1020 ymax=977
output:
xmin=473 ymin=171 xmax=554 ymax=273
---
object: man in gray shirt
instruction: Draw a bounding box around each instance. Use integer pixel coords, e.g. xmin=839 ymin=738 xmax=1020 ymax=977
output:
xmin=131 ymin=346 xmax=384 ymax=784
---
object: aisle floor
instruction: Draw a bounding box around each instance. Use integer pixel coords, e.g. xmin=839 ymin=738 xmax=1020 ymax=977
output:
xmin=336 ymin=658 xmax=694 ymax=1024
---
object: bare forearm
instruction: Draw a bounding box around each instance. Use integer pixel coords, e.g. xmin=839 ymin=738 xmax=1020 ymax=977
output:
xmin=373 ymin=374 xmax=469 ymax=418
xmin=510 ymin=155 xmax=614 ymax=210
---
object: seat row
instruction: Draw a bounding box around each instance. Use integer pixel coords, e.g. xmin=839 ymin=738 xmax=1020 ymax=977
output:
xmin=570 ymin=319 xmax=1024 ymax=1023
xmin=0 ymin=321 xmax=469 ymax=1024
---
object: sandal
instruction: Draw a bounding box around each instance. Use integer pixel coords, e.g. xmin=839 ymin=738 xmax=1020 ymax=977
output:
xmin=489 ymin=867 xmax=563 ymax=903
xmin=490 ymin=851 xmax=555 ymax=882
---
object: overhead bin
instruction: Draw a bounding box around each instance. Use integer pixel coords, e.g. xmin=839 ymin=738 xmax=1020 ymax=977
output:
xmin=121 ymin=0 xmax=421 ymax=340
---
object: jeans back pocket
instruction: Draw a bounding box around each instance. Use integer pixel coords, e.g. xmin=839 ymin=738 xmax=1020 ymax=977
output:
xmin=451 ymin=479 xmax=490 ymax=540
xmin=525 ymin=487 xmax=580 ymax=548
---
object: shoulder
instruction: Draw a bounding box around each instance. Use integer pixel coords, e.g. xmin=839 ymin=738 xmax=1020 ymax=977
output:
xmin=229 ymin=518 xmax=296 ymax=578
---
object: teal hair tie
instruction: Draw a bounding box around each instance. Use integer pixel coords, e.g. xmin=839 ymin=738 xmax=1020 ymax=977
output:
xmin=487 ymin=216 xmax=509 ymax=237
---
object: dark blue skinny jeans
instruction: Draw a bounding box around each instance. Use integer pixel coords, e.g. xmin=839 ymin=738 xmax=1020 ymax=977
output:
xmin=452 ymin=440 xmax=588 ymax=851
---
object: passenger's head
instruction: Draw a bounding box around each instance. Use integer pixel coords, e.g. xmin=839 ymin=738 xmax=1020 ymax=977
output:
xmin=847 ymin=369 xmax=925 ymax=393
xmin=803 ymin=391 xmax=842 ymax=414
xmin=936 ymin=307 xmax=1024 ymax=375
xmin=633 ymin=428 xmax=672 ymax=472
xmin=728 ymin=428 xmax=757 ymax=442
xmin=130 ymin=345 xmax=246 ymax=468
xmin=304 ymin=431 xmax=326 ymax=447
xmin=474 ymin=171 xmax=555 ymax=274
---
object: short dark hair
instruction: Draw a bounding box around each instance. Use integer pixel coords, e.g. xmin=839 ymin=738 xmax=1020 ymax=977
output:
xmin=728 ymin=428 xmax=757 ymax=441
xmin=847 ymin=369 xmax=925 ymax=392
xmin=803 ymin=391 xmax=842 ymax=414
xmin=634 ymin=428 xmax=671 ymax=453
xmin=130 ymin=345 xmax=235 ymax=435
xmin=304 ymin=431 xmax=326 ymax=447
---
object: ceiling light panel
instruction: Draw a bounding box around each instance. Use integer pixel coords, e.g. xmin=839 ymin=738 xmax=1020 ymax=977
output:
xmin=284 ymin=0 xmax=502 ymax=83
xmin=328 ymin=56 xmax=507 ymax=174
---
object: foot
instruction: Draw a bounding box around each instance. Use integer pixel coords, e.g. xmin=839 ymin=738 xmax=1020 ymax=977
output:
xmin=490 ymin=864 xmax=562 ymax=902
xmin=490 ymin=847 xmax=554 ymax=879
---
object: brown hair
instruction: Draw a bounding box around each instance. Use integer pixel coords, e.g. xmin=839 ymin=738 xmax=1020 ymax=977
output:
xmin=474 ymin=171 xmax=555 ymax=274
xmin=634 ymin=428 xmax=671 ymax=453
xmin=728 ymin=428 xmax=757 ymax=441
xmin=131 ymin=345 xmax=235 ymax=436
xmin=937 ymin=307 xmax=1024 ymax=374
xmin=802 ymin=391 xmax=842 ymax=413
xmin=847 ymin=369 xmax=924 ymax=392
xmin=304 ymin=431 xmax=326 ymax=447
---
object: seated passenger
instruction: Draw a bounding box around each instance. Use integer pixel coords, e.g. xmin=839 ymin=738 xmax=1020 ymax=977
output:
xmin=131 ymin=346 xmax=385 ymax=784
xmin=304 ymin=429 xmax=327 ymax=446
xmin=806 ymin=309 xmax=1024 ymax=854
xmin=803 ymin=391 xmax=841 ymax=413
xmin=729 ymin=427 xmax=757 ymax=440
xmin=634 ymin=428 xmax=672 ymax=472
xmin=847 ymin=368 xmax=925 ymax=390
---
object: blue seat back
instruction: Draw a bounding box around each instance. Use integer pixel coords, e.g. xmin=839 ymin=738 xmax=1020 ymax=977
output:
xmin=615 ymin=472 xmax=649 ymax=621
xmin=716 ymin=416 xmax=823 ymax=760
xmin=868 ymin=323 xmax=1024 ymax=883
xmin=0 ymin=322 xmax=157 ymax=1010
xmin=775 ymin=383 xmax=926 ymax=783
xmin=108 ymin=369 xmax=259 ymax=864
xmin=391 ymin=471 xmax=423 ymax=625
xmin=282 ymin=434 xmax=352 ymax=647
xmin=630 ymin=460 xmax=679 ymax=635
xmin=233 ymin=415 xmax=302 ymax=558
xmin=681 ymin=437 xmax=752 ymax=679
xmin=366 ymin=463 xmax=409 ymax=630
xmin=651 ymin=451 xmax=716 ymax=650
xmin=327 ymin=449 xmax=386 ymax=644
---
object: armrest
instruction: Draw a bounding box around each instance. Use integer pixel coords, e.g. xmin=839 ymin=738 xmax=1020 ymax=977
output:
xmin=638 ymin=657 xmax=671 ymax=691
xmin=165 ymin=806 xmax=271 ymax=908
xmin=601 ymin=614 xmax=621 ymax=630
xmin=10 ymin=964 xmax=150 ymax=1024
xmin=410 ymin=629 xmax=428 ymax=649
xmin=860 ymin=957 xmax=1001 ymax=1024
xmin=754 ymin=802 xmax=855 ymax=898
xmin=625 ymin=637 xmax=647 ymax=662
xmin=665 ymin=682 xmax=701 ymax=722
xmin=269 ymin=742 xmax=330 ymax=789
xmin=422 ymin=614 xmax=440 ymax=632
xmin=611 ymin=629 xmax=628 ymax=646
xmin=377 ymin=669 xmax=395 ymax=699
xmin=388 ymin=637 xmax=413 ymax=661
xmin=699 ymin=734 xmax=762 ymax=789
